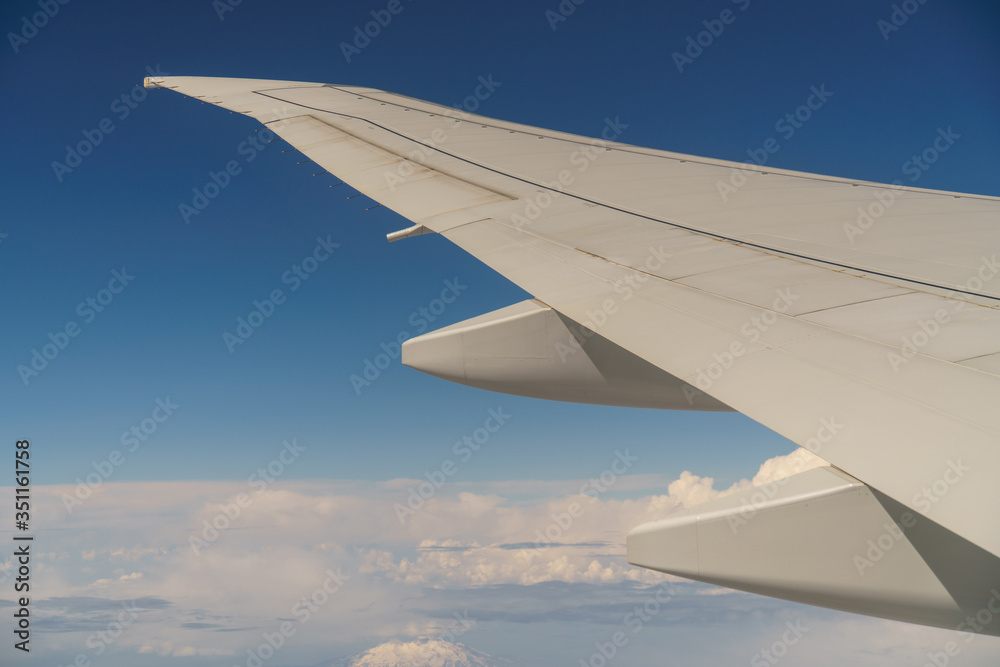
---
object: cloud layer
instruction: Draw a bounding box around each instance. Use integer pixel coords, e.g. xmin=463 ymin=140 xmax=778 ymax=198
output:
xmin=2 ymin=448 xmax=998 ymax=666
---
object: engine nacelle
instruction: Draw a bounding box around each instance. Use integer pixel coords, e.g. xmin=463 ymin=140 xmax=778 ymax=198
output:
xmin=627 ymin=466 xmax=1000 ymax=634
xmin=402 ymin=299 xmax=730 ymax=411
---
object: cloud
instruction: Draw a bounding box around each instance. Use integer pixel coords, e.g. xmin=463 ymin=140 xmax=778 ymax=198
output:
xmin=6 ymin=448 xmax=996 ymax=667
xmin=752 ymin=447 xmax=827 ymax=485
xmin=8 ymin=450 xmax=825 ymax=613
xmin=328 ymin=637 xmax=505 ymax=667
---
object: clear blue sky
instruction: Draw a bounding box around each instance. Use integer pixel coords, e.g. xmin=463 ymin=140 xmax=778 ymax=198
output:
xmin=3 ymin=0 xmax=998 ymax=489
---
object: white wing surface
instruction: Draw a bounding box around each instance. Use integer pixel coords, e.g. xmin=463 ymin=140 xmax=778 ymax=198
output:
xmin=147 ymin=76 xmax=1000 ymax=631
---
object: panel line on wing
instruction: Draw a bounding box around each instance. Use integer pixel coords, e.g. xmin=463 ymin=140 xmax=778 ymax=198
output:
xmin=322 ymin=86 xmax=1000 ymax=204
xmin=251 ymin=89 xmax=1000 ymax=305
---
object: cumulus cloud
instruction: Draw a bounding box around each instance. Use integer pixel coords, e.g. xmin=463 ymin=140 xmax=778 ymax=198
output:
xmin=11 ymin=448 xmax=993 ymax=667
xmin=5 ymin=450 xmax=826 ymax=605
xmin=752 ymin=447 xmax=826 ymax=485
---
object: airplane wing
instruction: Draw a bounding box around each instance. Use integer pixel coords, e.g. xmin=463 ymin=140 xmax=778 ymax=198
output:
xmin=145 ymin=76 xmax=1000 ymax=633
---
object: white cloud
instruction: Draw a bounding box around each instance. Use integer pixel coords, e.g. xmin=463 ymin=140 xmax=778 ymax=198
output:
xmin=4 ymin=448 xmax=995 ymax=667
xmin=752 ymin=447 xmax=827 ymax=485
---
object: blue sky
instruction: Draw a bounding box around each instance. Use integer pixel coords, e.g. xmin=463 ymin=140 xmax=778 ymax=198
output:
xmin=2 ymin=0 xmax=1000 ymax=665
xmin=3 ymin=0 xmax=999 ymax=488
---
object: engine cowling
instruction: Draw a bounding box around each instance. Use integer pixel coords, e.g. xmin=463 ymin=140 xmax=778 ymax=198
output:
xmin=402 ymin=299 xmax=731 ymax=411
xmin=627 ymin=466 xmax=1000 ymax=634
